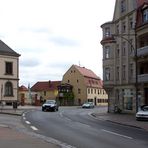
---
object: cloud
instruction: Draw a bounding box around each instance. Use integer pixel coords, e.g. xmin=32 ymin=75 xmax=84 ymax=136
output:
xmin=49 ymin=36 xmax=80 ymax=47
xmin=20 ymin=58 xmax=40 ymax=67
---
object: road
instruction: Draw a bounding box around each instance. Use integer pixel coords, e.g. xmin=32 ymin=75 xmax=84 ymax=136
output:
xmin=22 ymin=106 xmax=148 ymax=148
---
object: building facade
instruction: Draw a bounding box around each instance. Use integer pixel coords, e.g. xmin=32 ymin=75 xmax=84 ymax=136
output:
xmin=0 ymin=40 xmax=20 ymax=105
xmin=31 ymin=81 xmax=61 ymax=105
xmin=62 ymin=65 xmax=108 ymax=106
xmin=101 ymin=0 xmax=148 ymax=113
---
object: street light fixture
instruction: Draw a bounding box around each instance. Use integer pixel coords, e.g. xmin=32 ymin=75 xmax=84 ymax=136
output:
xmin=112 ymin=33 xmax=139 ymax=113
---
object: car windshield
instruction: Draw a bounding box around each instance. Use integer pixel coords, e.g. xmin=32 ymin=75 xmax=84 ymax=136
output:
xmin=142 ymin=106 xmax=148 ymax=111
xmin=45 ymin=100 xmax=55 ymax=104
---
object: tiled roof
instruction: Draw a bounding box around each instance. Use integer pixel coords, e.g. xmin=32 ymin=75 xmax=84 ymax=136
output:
xmin=19 ymin=85 xmax=28 ymax=91
xmin=74 ymin=65 xmax=100 ymax=80
xmin=0 ymin=40 xmax=20 ymax=57
xmin=31 ymin=81 xmax=61 ymax=91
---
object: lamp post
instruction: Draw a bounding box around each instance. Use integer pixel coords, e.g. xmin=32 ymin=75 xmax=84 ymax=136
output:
xmin=112 ymin=33 xmax=139 ymax=113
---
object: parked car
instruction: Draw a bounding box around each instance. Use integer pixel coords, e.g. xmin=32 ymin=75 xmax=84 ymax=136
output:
xmin=136 ymin=105 xmax=148 ymax=121
xmin=42 ymin=100 xmax=59 ymax=112
xmin=82 ymin=102 xmax=94 ymax=109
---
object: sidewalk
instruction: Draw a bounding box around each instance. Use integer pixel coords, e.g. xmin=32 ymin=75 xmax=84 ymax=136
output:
xmin=92 ymin=111 xmax=148 ymax=131
xmin=0 ymin=125 xmax=60 ymax=148
xmin=0 ymin=105 xmax=62 ymax=148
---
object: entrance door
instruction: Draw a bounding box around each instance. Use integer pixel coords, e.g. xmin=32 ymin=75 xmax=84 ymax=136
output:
xmin=144 ymin=88 xmax=148 ymax=105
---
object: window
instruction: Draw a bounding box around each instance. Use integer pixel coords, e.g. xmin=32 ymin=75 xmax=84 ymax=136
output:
xmin=116 ymin=44 xmax=120 ymax=57
xmin=130 ymin=63 xmax=134 ymax=78
xmin=122 ymin=22 xmax=126 ymax=33
xmin=122 ymin=65 xmax=126 ymax=80
xmin=78 ymin=88 xmax=81 ymax=94
xmin=105 ymin=46 xmax=110 ymax=59
xmin=129 ymin=18 xmax=134 ymax=29
xmin=116 ymin=25 xmax=119 ymax=34
xmin=122 ymin=42 xmax=126 ymax=56
xmin=88 ymin=88 xmax=90 ymax=94
xmin=116 ymin=66 xmax=120 ymax=80
xmin=105 ymin=27 xmax=110 ymax=37
xmin=121 ymin=0 xmax=126 ymax=13
xmin=129 ymin=39 xmax=134 ymax=54
xmin=44 ymin=91 xmax=46 ymax=96
xmin=143 ymin=8 xmax=148 ymax=23
xmin=5 ymin=82 xmax=13 ymax=96
xmin=5 ymin=62 xmax=13 ymax=75
xmin=105 ymin=68 xmax=110 ymax=81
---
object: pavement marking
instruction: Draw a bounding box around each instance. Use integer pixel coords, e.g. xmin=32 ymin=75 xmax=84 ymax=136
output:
xmin=22 ymin=113 xmax=25 ymax=117
xmin=25 ymin=121 xmax=31 ymax=124
xmin=31 ymin=126 xmax=38 ymax=131
xmin=23 ymin=117 xmax=26 ymax=120
xmin=101 ymin=129 xmax=133 ymax=140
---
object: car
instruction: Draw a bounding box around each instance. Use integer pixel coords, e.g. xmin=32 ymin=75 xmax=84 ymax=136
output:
xmin=42 ymin=100 xmax=59 ymax=112
xmin=136 ymin=105 xmax=148 ymax=121
xmin=82 ymin=102 xmax=94 ymax=109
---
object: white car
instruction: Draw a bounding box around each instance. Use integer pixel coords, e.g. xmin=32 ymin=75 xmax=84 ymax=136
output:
xmin=136 ymin=105 xmax=148 ymax=121
xmin=82 ymin=102 xmax=94 ymax=108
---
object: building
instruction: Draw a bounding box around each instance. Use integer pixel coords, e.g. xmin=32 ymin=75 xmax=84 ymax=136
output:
xmin=62 ymin=65 xmax=108 ymax=106
xmin=0 ymin=40 xmax=20 ymax=105
xmin=31 ymin=81 xmax=61 ymax=105
xmin=136 ymin=0 xmax=148 ymax=106
xmin=18 ymin=85 xmax=32 ymax=105
xmin=57 ymin=83 xmax=74 ymax=106
xmin=101 ymin=0 xmax=148 ymax=113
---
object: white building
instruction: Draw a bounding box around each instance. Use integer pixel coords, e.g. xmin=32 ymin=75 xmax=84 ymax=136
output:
xmin=0 ymin=40 xmax=20 ymax=105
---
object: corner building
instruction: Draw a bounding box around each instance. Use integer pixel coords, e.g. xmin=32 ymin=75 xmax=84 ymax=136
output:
xmin=101 ymin=0 xmax=148 ymax=113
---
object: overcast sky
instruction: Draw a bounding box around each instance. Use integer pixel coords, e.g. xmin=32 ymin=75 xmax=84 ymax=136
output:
xmin=0 ymin=0 xmax=115 ymax=86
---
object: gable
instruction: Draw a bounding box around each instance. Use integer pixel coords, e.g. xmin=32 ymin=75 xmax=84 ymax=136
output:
xmin=0 ymin=40 xmax=20 ymax=57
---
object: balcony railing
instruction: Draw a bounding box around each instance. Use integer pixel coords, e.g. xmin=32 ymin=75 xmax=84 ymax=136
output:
xmin=137 ymin=46 xmax=148 ymax=57
xmin=138 ymin=74 xmax=148 ymax=83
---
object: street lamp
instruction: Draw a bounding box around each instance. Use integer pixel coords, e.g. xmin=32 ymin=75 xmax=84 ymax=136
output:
xmin=112 ymin=33 xmax=139 ymax=113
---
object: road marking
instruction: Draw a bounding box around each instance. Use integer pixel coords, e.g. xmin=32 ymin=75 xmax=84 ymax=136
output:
xmin=23 ymin=117 xmax=26 ymax=120
xmin=25 ymin=121 xmax=31 ymax=124
xmin=31 ymin=126 xmax=38 ymax=131
xmin=22 ymin=113 xmax=25 ymax=117
xmin=101 ymin=129 xmax=133 ymax=139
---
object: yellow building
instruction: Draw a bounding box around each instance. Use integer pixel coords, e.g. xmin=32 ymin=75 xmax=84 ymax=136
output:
xmin=31 ymin=81 xmax=61 ymax=105
xmin=62 ymin=65 xmax=108 ymax=106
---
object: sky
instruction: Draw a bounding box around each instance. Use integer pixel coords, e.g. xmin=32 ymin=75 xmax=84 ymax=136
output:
xmin=0 ymin=0 xmax=115 ymax=87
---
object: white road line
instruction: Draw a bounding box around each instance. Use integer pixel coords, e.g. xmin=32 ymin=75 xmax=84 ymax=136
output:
xmin=23 ymin=117 xmax=26 ymax=120
xmin=31 ymin=126 xmax=38 ymax=131
xmin=101 ymin=129 xmax=133 ymax=140
xmin=22 ymin=113 xmax=25 ymax=117
xmin=25 ymin=121 xmax=31 ymax=124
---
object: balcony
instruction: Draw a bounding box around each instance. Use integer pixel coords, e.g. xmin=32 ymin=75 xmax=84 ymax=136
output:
xmin=100 ymin=36 xmax=116 ymax=45
xmin=137 ymin=46 xmax=148 ymax=58
xmin=138 ymin=74 xmax=148 ymax=83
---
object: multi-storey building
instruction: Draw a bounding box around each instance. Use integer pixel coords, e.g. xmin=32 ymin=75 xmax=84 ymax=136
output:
xmin=0 ymin=40 xmax=20 ymax=105
xmin=62 ymin=65 xmax=108 ymax=106
xmin=101 ymin=0 xmax=138 ymax=113
xmin=136 ymin=0 xmax=148 ymax=106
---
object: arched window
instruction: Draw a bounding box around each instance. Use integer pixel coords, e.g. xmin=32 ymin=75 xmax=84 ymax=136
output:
xmin=5 ymin=82 xmax=13 ymax=96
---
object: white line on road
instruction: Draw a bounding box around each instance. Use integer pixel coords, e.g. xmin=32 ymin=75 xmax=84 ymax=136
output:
xmin=31 ymin=126 xmax=38 ymax=131
xmin=25 ymin=121 xmax=31 ymax=124
xmin=101 ymin=129 xmax=133 ymax=139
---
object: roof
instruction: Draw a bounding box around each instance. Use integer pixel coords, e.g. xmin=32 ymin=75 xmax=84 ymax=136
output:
xmin=0 ymin=40 xmax=20 ymax=57
xmin=19 ymin=85 xmax=28 ymax=91
xmin=31 ymin=81 xmax=61 ymax=91
xmin=74 ymin=65 xmax=100 ymax=80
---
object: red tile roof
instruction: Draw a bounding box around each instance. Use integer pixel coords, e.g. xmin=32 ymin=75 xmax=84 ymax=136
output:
xmin=19 ymin=85 xmax=28 ymax=91
xmin=74 ymin=65 xmax=101 ymax=80
xmin=31 ymin=81 xmax=61 ymax=91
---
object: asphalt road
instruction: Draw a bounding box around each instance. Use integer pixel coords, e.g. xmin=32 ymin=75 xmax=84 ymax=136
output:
xmin=22 ymin=107 xmax=148 ymax=148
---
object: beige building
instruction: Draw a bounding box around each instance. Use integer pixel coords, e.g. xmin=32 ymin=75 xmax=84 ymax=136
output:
xmin=101 ymin=0 xmax=148 ymax=113
xmin=0 ymin=40 xmax=20 ymax=105
xmin=62 ymin=65 xmax=108 ymax=106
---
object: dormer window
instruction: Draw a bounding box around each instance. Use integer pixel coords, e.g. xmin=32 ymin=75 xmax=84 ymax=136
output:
xmin=121 ymin=0 xmax=126 ymax=13
xmin=143 ymin=8 xmax=148 ymax=23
